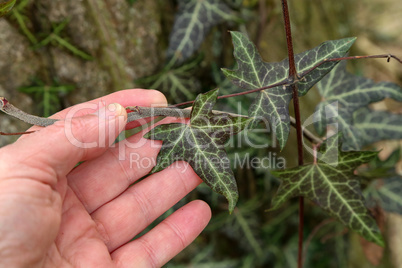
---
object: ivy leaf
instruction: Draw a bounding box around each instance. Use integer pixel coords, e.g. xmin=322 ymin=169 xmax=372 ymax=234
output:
xmin=358 ymin=148 xmax=401 ymax=179
xmin=144 ymin=89 xmax=251 ymax=212
xmin=365 ymin=177 xmax=402 ymax=215
xmin=0 ymin=0 xmax=16 ymax=17
xmin=363 ymin=150 xmax=402 ymax=215
xmin=167 ymin=0 xmax=234 ymax=65
xmin=348 ymin=108 xmax=402 ymax=150
xmin=315 ymin=61 xmax=402 ymax=150
xmin=270 ymin=134 xmax=384 ymax=246
xmin=222 ymin=31 xmax=355 ymax=149
xmin=136 ymin=57 xmax=202 ymax=103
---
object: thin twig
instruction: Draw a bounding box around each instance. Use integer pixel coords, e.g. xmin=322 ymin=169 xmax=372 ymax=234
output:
xmin=0 ymin=98 xmax=324 ymax=144
xmin=173 ymin=79 xmax=291 ymax=107
xmin=0 ymin=97 xmax=57 ymax=127
xmin=0 ymin=131 xmax=34 ymax=135
xmin=301 ymin=54 xmax=402 ymax=78
xmin=290 ymin=117 xmax=322 ymax=144
xmin=126 ymin=106 xmax=250 ymax=120
xmin=5 ymin=54 xmax=398 ymax=138
xmin=173 ymin=53 xmax=402 ymax=108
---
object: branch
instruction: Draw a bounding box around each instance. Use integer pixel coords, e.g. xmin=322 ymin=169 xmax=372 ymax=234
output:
xmin=0 ymin=97 xmax=57 ymax=127
xmin=173 ymin=54 xmax=402 ymax=108
xmin=290 ymin=117 xmax=322 ymax=144
xmin=301 ymin=54 xmax=402 ymax=78
xmin=0 ymin=97 xmax=323 ymax=145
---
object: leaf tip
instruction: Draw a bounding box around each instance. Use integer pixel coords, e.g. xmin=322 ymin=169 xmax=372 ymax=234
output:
xmin=143 ymin=131 xmax=151 ymax=140
xmin=377 ymin=235 xmax=386 ymax=248
xmin=343 ymin=36 xmax=357 ymax=49
xmin=221 ymin=68 xmax=236 ymax=79
xmin=150 ymin=164 xmax=163 ymax=175
xmin=225 ymin=190 xmax=238 ymax=214
xmin=228 ymin=198 xmax=237 ymax=214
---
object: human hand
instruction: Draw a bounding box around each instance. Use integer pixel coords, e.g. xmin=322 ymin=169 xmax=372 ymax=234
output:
xmin=0 ymin=89 xmax=211 ymax=267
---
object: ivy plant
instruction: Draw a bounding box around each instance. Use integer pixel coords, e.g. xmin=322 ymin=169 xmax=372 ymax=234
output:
xmin=1 ymin=0 xmax=401 ymax=267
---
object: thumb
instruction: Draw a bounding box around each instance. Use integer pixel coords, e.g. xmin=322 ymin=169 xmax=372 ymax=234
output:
xmin=0 ymin=103 xmax=127 ymax=184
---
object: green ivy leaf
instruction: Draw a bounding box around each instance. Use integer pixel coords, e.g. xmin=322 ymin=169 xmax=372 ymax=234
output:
xmin=362 ymin=150 xmax=402 ymax=215
xmin=167 ymin=0 xmax=234 ymax=65
xmin=358 ymin=148 xmax=401 ymax=179
xmin=349 ymin=108 xmax=402 ymax=150
xmin=136 ymin=56 xmax=203 ymax=103
xmin=222 ymin=31 xmax=355 ymax=149
xmin=270 ymin=134 xmax=384 ymax=246
xmin=315 ymin=61 xmax=402 ymax=150
xmin=366 ymin=177 xmax=402 ymax=215
xmin=144 ymin=89 xmax=251 ymax=213
xmin=0 ymin=0 xmax=16 ymax=17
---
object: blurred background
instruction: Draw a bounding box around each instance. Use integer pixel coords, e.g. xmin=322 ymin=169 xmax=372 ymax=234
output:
xmin=0 ymin=0 xmax=401 ymax=267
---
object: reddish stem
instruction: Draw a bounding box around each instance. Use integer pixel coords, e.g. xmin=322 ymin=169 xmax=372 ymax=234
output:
xmin=173 ymin=54 xmax=401 ymax=108
xmin=301 ymin=54 xmax=402 ymax=78
xmin=172 ymin=80 xmax=291 ymax=107
xmin=282 ymin=0 xmax=297 ymax=78
xmin=0 ymin=131 xmax=34 ymax=135
xmin=281 ymin=1 xmax=304 ymax=268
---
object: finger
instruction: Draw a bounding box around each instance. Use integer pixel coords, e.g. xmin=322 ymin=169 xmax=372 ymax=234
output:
xmin=25 ymin=89 xmax=167 ymax=133
xmin=91 ymin=161 xmax=202 ymax=252
xmin=111 ymin=200 xmax=211 ymax=267
xmin=0 ymin=103 xmax=127 ymax=187
xmin=67 ymin=117 xmax=189 ymax=213
xmin=52 ymin=89 xmax=167 ymax=119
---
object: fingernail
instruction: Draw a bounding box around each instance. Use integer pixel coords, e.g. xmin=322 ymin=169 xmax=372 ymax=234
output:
xmin=107 ymin=103 xmax=125 ymax=116
xmin=95 ymin=103 xmax=125 ymax=119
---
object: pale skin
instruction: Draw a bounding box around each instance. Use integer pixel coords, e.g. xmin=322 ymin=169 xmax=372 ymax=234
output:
xmin=0 ymin=89 xmax=211 ymax=267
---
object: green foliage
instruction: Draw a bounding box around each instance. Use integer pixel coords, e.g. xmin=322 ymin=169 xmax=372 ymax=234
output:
xmin=145 ymin=89 xmax=251 ymax=212
xmin=10 ymin=9 xmax=93 ymax=60
xmin=365 ymin=177 xmax=402 ymax=215
xmin=9 ymin=0 xmax=37 ymax=44
xmin=0 ymin=0 xmax=16 ymax=17
xmin=351 ymin=108 xmax=402 ymax=149
xmin=363 ymin=149 xmax=402 ymax=215
xmin=19 ymin=78 xmax=75 ymax=117
xmin=167 ymin=0 xmax=235 ymax=66
xmin=315 ymin=61 xmax=402 ymax=150
xmin=2 ymin=0 xmax=401 ymax=266
xmin=137 ymin=0 xmax=239 ymax=103
xmin=34 ymin=20 xmax=93 ymax=60
xmin=222 ymin=31 xmax=355 ymax=149
xmin=136 ymin=56 xmax=202 ymax=103
xmin=126 ymin=0 xmax=137 ymax=5
xmin=271 ymin=134 xmax=384 ymax=246
xmin=358 ymin=148 xmax=401 ymax=179
xmin=136 ymin=3 xmax=402 ymax=260
xmin=136 ymin=1 xmax=402 ymax=266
